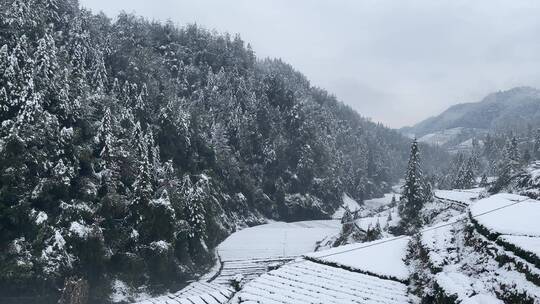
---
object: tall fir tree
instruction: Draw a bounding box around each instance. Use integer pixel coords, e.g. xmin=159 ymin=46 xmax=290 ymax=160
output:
xmin=399 ymin=139 xmax=428 ymax=233
xmin=534 ymin=129 xmax=540 ymax=160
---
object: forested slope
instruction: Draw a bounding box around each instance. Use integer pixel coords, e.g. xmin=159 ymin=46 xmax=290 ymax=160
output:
xmin=0 ymin=0 xmax=445 ymax=301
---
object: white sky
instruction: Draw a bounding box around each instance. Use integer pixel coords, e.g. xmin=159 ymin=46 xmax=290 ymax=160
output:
xmin=79 ymin=0 xmax=540 ymax=128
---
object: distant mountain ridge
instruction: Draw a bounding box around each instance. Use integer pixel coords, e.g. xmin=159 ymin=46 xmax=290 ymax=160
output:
xmin=401 ymin=87 xmax=540 ymax=138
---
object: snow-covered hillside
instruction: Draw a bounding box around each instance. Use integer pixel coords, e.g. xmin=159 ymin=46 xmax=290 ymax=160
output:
xmin=411 ymin=191 xmax=540 ymax=303
xmin=139 ymin=187 xmax=540 ymax=304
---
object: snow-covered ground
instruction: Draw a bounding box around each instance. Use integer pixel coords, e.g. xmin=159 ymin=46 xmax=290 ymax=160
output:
xmin=134 ymin=282 xmax=234 ymax=304
xmin=434 ymin=188 xmax=484 ymax=205
xmin=421 ymin=216 xmax=540 ymax=303
xmin=419 ymin=190 xmax=540 ymax=303
xmin=333 ymin=191 xmax=398 ymax=220
xmin=354 ymin=206 xmax=400 ymax=233
xmin=306 ymin=236 xmax=410 ymax=282
xmin=230 ymin=260 xmax=410 ymax=304
xmin=332 ymin=194 xmax=362 ymax=219
xmin=498 ymin=235 xmax=540 ymax=260
xmin=364 ymin=193 xmax=397 ymax=210
xmin=218 ymin=220 xmax=341 ymax=261
xmin=470 ymin=193 xmax=540 ymax=237
xmin=207 ymin=220 xmax=341 ymax=285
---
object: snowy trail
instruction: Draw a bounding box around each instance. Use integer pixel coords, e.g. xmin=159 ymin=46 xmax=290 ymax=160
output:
xmin=207 ymin=220 xmax=341 ymax=285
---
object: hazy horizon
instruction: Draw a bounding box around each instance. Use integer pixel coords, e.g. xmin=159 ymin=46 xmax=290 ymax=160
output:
xmin=79 ymin=0 xmax=540 ymax=128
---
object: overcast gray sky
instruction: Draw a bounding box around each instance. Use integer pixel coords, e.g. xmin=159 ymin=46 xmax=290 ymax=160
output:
xmin=80 ymin=0 xmax=540 ymax=128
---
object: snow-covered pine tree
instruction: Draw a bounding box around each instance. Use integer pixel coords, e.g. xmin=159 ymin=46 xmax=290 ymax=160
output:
xmin=90 ymin=50 xmax=108 ymax=93
xmin=492 ymin=136 xmax=522 ymax=192
xmin=508 ymin=136 xmax=520 ymax=169
xmin=145 ymin=128 xmax=162 ymax=184
xmin=533 ymin=129 xmax=540 ymax=160
xmin=399 ymin=139 xmax=427 ymax=233
xmin=462 ymin=157 xmax=476 ymax=189
xmin=7 ymin=35 xmax=33 ymax=112
xmin=95 ymin=107 xmax=121 ymax=192
xmin=522 ymin=148 xmax=531 ymax=165
xmin=132 ymin=122 xmax=154 ymax=213
xmin=34 ymin=30 xmax=59 ymax=99
xmin=0 ymin=45 xmax=9 ymax=115
xmin=479 ymin=173 xmax=488 ymax=188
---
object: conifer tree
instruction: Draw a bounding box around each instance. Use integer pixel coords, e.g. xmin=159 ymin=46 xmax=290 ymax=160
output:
xmin=461 ymin=157 xmax=476 ymax=189
xmin=399 ymin=139 xmax=427 ymax=233
xmin=179 ymin=175 xmax=206 ymax=241
xmin=493 ymin=137 xmax=522 ymax=192
xmin=132 ymin=122 xmax=154 ymax=213
xmin=534 ymin=129 xmax=540 ymax=160
xmin=522 ymin=149 xmax=531 ymax=165
xmin=479 ymin=173 xmax=488 ymax=187
xmin=96 ymin=107 xmax=120 ymax=192
xmin=34 ymin=30 xmax=59 ymax=97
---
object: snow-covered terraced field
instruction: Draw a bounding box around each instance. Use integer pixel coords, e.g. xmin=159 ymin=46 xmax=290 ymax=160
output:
xmin=498 ymin=235 xmax=540 ymax=261
xmin=363 ymin=193 xmax=397 ymax=210
xmin=305 ymin=236 xmax=410 ymax=282
xmin=230 ymin=260 xmax=410 ymax=304
xmin=218 ymin=220 xmax=341 ymax=261
xmin=434 ymin=188 xmax=483 ymax=206
xmin=470 ymin=193 xmax=540 ymax=237
xmin=470 ymin=193 xmax=540 ymax=267
xmin=211 ymin=220 xmax=341 ymax=285
xmin=211 ymin=257 xmax=295 ymax=285
xmin=135 ymin=282 xmax=234 ymax=304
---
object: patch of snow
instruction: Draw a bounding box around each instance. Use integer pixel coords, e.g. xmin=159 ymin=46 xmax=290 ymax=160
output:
xmin=150 ymin=240 xmax=170 ymax=253
xmin=48 ymin=230 xmax=66 ymax=252
xmin=149 ymin=196 xmax=175 ymax=213
xmin=110 ymin=279 xmax=131 ymax=303
xmin=363 ymin=193 xmax=397 ymax=210
xmin=35 ymin=211 xmax=48 ymax=224
xmin=10 ymin=237 xmax=25 ymax=254
xmin=332 ymin=194 xmax=362 ymax=219
xmin=69 ymin=221 xmax=92 ymax=238
xmin=461 ymin=294 xmax=504 ymax=304
xmin=130 ymin=229 xmax=139 ymax=239
xmin=354 ymin=206 xmax=400 ymax=232
xmin=436 ymin=270 xmax=503 ymax=304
